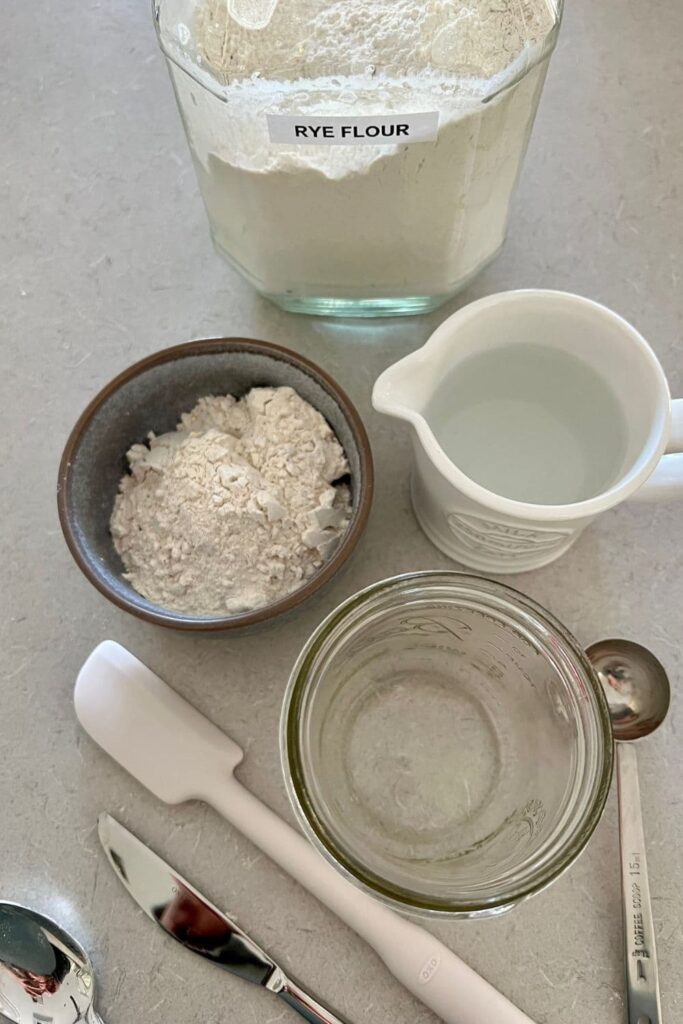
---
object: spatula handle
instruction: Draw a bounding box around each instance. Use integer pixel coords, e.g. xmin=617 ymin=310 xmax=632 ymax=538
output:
xmin=205 ymin=776 xmax=536 ymax=1024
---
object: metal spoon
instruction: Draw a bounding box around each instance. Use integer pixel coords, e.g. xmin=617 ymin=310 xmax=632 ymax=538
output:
xmin=587 ymin=639 xmax=671 ymax=1024
xmin=0 ymin=902 xmax=104 ymax=1023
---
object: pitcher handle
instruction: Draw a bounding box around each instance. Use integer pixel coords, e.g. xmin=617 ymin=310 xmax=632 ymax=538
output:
xmin=631 ymin=399 xmax=683 ymax=502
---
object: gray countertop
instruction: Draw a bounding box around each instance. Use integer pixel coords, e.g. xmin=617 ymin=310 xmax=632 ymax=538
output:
xmin=2 ymin=2 xmax=682 ymax=1022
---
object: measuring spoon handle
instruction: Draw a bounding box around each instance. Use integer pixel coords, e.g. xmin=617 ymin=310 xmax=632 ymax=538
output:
xmin=617 ymin=743 xmax=663 ymax=1024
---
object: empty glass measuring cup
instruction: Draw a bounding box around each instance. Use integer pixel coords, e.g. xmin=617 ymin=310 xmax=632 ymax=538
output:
xmin=282 ymin=572 xmax=613 ymax=918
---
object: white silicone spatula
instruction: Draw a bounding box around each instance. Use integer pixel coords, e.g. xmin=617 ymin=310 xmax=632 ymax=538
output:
xmin=75 ymin=641 xmax=536 ymax=1024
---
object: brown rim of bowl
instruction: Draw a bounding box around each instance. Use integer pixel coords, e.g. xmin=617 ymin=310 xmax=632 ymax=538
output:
xmin=56 ymin=337 xmax=374 ymax=631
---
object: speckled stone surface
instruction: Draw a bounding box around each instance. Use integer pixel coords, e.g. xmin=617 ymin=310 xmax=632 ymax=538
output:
xmin=1 ymin=2 xmax=682 ymax=1022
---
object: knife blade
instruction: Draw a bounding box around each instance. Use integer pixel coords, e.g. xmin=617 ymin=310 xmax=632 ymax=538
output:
xmin=98 ymin=813 xmax=350 ymax=1024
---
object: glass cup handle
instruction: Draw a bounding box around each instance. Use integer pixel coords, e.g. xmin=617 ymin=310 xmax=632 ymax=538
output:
xmin=630 ymin=398 xmax=683 ymax=502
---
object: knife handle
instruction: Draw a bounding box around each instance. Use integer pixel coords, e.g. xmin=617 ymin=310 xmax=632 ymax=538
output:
xmin=274 ymin=973 xmax=351 ymax=1024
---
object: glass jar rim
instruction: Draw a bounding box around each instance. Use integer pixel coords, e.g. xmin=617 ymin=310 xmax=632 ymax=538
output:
xmin=154 ymin=2 xmax=563 ymax=101
xmin=281 ymin=571 xmax=613 ymax=917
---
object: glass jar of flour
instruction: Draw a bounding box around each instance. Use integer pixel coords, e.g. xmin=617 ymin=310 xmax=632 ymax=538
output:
xmin=154 ymin=0 xmax=562 ymax=317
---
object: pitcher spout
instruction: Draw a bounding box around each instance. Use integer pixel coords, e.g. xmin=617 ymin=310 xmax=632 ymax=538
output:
xmin=372 ymin=351 xmax=433 ymax=422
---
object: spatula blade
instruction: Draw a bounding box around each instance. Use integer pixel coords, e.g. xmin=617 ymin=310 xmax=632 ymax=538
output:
xmin=75 ymin=641 xmax=243 ymax=804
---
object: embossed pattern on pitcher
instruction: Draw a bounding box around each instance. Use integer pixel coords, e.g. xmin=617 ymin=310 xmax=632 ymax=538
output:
xmin=446 ymin=511 xmax=572 ymax=559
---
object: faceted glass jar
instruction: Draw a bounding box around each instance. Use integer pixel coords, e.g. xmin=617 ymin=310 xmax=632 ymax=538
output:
xmin=155 ymin=1 xmax=562 ymax=317
xmin=281 ymin=573 xmax=612 ymax=917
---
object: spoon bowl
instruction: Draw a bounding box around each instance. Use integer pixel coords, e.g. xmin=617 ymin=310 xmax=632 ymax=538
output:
xmin=0 ymin=902 xmax=103 ymax=1024
xmin=586 ymin=638 xmax=671 ymax=741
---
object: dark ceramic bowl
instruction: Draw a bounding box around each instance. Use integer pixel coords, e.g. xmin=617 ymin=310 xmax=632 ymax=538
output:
xmin=57 ymin=338 xmax=374 ymax=630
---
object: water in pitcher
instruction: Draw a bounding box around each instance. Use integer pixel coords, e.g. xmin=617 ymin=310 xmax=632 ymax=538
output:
xmin=426 ymin=343 xmax=629 ymax=505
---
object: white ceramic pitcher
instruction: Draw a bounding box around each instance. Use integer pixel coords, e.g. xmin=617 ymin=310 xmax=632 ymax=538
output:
xmin=373 ymin=290 xmax=683 ymax=573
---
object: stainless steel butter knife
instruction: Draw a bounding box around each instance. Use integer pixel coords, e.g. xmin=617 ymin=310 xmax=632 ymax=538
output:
xmin=98 ymin=813 xmax=349 ymax=1024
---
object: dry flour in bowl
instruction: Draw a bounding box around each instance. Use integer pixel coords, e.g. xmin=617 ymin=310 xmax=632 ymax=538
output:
xmin=110 ymin=387 xmax=352 ymax=616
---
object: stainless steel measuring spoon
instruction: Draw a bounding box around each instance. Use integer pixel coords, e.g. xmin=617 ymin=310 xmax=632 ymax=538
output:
xmin=587 ymin=639 xmax=671 ymax=1024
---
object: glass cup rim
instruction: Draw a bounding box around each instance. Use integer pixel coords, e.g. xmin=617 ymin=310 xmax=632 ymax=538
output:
xmin=281 ymin=571 xmax=614 ymax=917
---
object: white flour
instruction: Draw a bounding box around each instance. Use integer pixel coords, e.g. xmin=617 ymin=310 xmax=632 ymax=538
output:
xmin=110 ymin=387 xmax=352 ymax=616
xmin=165 ymin=0 xmax=556 ymax=301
